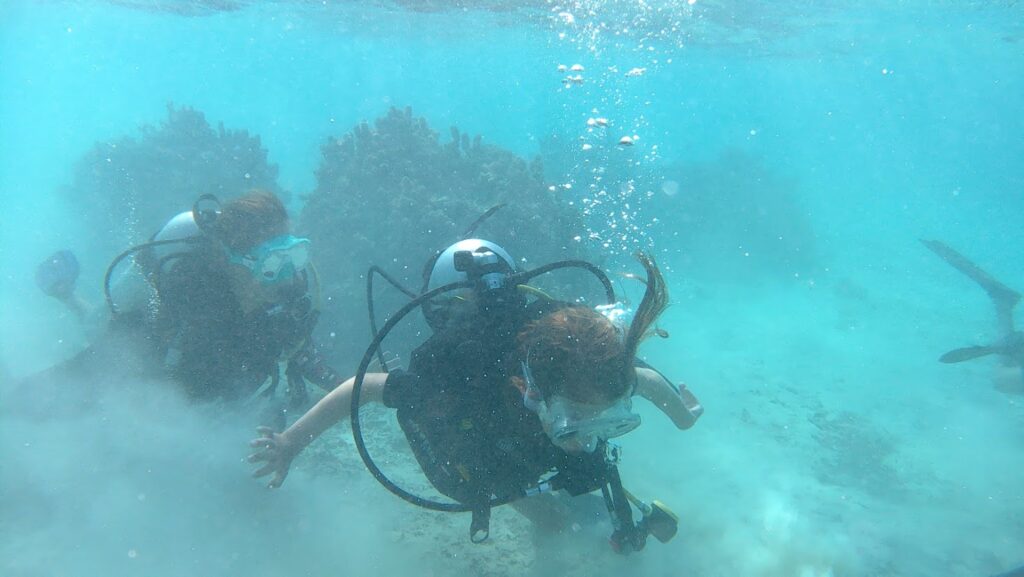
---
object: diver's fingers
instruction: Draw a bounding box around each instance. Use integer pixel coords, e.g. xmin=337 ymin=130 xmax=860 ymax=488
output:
xmin=255 ymin=426 xmax=275 ymax=437
xmin=249 ymin=437 xmax=275 ymax=448
xmin=252 ymin=463 xmax=276 ymax=478
xmin=269 ymin=469 xmax=289 ymax=489
xmin=247 ymin=451 xmax=272 ymax=463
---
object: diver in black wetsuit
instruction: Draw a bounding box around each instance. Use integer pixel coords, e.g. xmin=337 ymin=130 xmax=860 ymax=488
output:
xmin=248 ymin=239 xmax=703 ymax=552
xmin=922 ymin=240 xmax=1024 ymax=381
xmin=18 ymin=191 xmax=344 ymax=416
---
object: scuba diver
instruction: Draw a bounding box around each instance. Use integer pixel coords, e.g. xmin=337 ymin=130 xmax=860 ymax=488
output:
xmin=248 ymin=237 xmax=704 ymax=553
xmin=17 ymin=191 xmax=344 ymax=416
xmin=922 ymin=240 xmax=1023 ymax=384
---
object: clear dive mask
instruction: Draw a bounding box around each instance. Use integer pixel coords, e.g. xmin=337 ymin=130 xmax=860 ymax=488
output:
xmin=229 ymin=235 xmax=311 ymax=285
xmin=521 ymin=359 xmax=641 ymax=453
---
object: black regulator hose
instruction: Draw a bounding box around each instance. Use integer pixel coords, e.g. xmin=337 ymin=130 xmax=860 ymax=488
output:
xmin=350 ymin=258 xmax=619 ymax=513
xmin=512 ymin=259 xmax=616 ymax=304
xmin=460 ymin=203 xmax=507 ymax=239
xmin=350 ymin=279 xmax=494 ymax=512
xmin=103 ymin=237 xmax=202 ymax=314
xmin=366 ymin=266 xmax=418 ymax=371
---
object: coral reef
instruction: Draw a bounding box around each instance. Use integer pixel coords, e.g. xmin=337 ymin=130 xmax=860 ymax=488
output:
xmin=61 ymin=103 xmax=283 ymax=257
xmin=300 ymin=106 xmax=590 ymax=365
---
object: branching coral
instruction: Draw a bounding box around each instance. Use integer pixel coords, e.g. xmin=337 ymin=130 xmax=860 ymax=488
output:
xmin=301 ymin=106 xmax=590 ymax=364
xmin=62 ymin=103 xmax=284 ymax=256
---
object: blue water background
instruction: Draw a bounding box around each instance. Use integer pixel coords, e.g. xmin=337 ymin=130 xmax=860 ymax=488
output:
xmin=1 ymin=2 xmax=1022 ymax=576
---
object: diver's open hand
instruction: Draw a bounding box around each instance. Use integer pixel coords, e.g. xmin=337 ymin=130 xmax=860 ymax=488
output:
xmin=248 ymin=426 xmax=297 ymax=488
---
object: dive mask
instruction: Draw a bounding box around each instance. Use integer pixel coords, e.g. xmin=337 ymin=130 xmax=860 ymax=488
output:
xmin=230 ymin=235 xmax=311 ymax=285
xmin=521 ymin=359 xmax=641 ymax=453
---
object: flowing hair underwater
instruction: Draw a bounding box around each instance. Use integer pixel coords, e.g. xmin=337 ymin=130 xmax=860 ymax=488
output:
xmin=623 ymin=251 xmax=670 ymax=364
xmin=514 ymin=251 xmax=670 ymax=402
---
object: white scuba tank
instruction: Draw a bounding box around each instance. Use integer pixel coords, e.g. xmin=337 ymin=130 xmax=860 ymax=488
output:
xmin=151 ymin=211 xmax=201 ymax=254
xmin=110 ymin=211 xmax=203 ymax=314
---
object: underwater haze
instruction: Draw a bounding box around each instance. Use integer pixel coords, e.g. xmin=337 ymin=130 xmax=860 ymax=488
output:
xmin=2 ymin=1 xmax=1023 ymax=576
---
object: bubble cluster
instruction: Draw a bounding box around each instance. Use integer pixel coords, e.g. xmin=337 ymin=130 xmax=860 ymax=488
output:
xmin=546 ymin=1 xmax=696 ymax=259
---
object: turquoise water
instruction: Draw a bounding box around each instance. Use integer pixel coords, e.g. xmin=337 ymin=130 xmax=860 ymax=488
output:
xmin=1 ymin=2 xmax=1022 ymax=576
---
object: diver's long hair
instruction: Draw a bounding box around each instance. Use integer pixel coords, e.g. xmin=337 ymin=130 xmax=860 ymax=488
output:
xmin=623 ymin=251 xmax=670 ymax=363
xmin=207 ymin=191 xmax=289 ymax=253
xmin=516 ymin=251 xmax=669 ymax=402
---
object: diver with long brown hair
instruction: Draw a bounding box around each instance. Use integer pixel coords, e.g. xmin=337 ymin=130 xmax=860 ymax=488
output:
xmin=18 ymin=191 xmax=343 ymax=415
xmin=248 ymin=239 xmax=703 ymax=552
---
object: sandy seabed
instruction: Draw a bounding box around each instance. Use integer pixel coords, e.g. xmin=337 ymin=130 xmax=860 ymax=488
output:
xmin=2 ymin=268 xmax=1022 ymax=577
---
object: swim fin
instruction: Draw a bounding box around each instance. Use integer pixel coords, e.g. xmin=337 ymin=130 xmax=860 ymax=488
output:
xmin=990 ymin=564 xmax=1024 ymax=577
xmin=921 ymin=239 xmax=1020 ymax=336
xmin=939 ymin=345 xmax=1001 ymax=363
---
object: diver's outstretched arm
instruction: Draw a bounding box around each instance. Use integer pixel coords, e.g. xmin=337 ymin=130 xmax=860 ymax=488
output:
xmin=921 ymin=239 xmax=1020 ymax=336
xmin=248 ymin=372 xmax=388 ymax=488
xmin=634 ymin=367 xmax=703 ymax=430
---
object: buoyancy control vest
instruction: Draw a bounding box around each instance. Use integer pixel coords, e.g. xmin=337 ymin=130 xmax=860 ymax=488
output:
xmin=385 ymin=299 xmax=612 ymax=509
xmin=379 ymin=296 xmax=632 ymax=545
